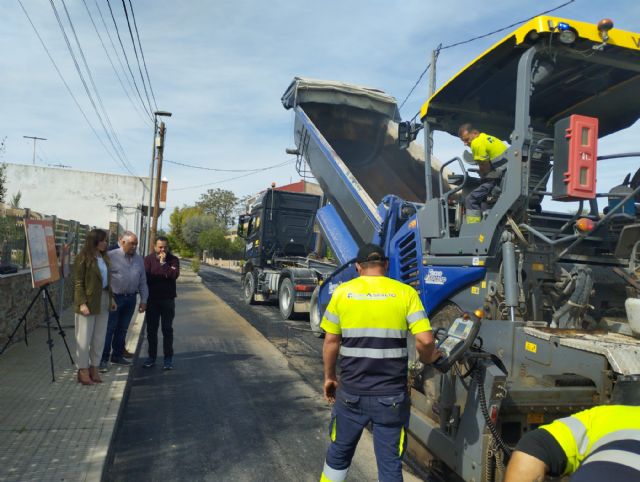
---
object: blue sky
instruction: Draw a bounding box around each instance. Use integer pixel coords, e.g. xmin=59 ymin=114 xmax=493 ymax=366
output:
xmin=1 ymin=0 xmax=639 ymax=221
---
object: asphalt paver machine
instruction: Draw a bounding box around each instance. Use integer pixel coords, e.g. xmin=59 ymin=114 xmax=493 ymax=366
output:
xmin=283 ymin=15 xmax=640 ymax=481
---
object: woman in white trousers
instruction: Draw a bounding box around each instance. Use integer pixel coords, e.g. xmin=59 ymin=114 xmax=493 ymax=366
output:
xmin=73 ymin=229 xmax=116 ymax=385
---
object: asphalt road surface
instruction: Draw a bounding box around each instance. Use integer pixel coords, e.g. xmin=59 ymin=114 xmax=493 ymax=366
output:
xmin=104 ymin=264 xmax=413 ymax=481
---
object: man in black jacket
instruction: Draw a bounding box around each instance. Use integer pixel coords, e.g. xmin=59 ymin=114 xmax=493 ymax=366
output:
xmin=143 ymin=236 xmax=180 ymax=370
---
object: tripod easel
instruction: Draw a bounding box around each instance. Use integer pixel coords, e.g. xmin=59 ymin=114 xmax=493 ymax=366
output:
xmin=0 ymin=283 xmax=74 ymax=381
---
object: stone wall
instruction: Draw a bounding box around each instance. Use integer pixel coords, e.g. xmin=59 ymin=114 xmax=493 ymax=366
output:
xmin=0 ymin=270 xmax=75 ymax=347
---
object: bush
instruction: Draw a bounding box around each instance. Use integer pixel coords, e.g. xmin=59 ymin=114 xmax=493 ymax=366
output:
xmin=191 ymin=258 xmax=201 ymax=273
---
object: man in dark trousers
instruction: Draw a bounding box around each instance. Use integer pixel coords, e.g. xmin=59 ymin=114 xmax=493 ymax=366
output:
xmin=320 ymin=243 xmax=441 ymax=482
xmin=143 ymin=236 xmax=180 ymax=370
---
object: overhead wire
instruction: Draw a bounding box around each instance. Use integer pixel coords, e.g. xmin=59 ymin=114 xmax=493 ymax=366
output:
xmin=105 ymin=0 xmax=154 ymax=117
xmin=17 ymin=0 xmax=132 ymax=176
xmin=57 ymin=0 xmax=137 ymax=175
xmin=93 ymin=0 xmax=153 ymax=122
xmin=170 ymin=160 xmax=294 ymax=192
xmin=81 ymin=0 xmax=152 ymax=127
xmin=120 ymin=0 xmax=155 ymax=114
xmin=126 ymin=0 xmax=158 ymax=111
xmin=164 ymin=159 xmax=295 ymax=173
xmin=399 ymin=0 xmax=576 ymax=112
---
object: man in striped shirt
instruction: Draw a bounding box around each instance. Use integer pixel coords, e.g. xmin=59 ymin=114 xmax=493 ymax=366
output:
xmin=319 ymin=243 xmax=440 ymax=482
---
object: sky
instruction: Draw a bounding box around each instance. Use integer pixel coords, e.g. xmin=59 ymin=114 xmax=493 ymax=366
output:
xmin=1 ymin=0 xmax=639 ymax=224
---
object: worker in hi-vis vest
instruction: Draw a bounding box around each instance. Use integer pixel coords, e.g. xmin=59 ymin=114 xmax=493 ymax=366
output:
xmin=458 ymin=123 xmax=508 ymax=224
xmin=319 ymin=243 xmax=441 ymax=482
xmin=505 ymin=405 xmax=640 ymax=481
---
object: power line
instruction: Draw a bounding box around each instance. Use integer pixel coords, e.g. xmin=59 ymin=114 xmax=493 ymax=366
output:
xmin=93 ymin=0 xmax=153 ymax=121
xmin=81 ymin=0 xmax=152 ymax=127
xmin=57 ymin=0 xmax=137 ymax=175
xmin=120 ymin=0 xmax=155 ymax=114
xmin=399 ymin=0 xmax=576 ymax=111
xmin=170 ymin=160 xmax=294 ymax=191
xmin=164 ymin=159 xmax=294 ymax=173
xmin=17 ymin=0 xmax=129 ymax=175
xmin=127 ymin=0 xmax=158 ymax=111
xmin=439 ymin=0 xmax=576 ymax=50
xmin=105 ymin=0 xmax=154 ymax=117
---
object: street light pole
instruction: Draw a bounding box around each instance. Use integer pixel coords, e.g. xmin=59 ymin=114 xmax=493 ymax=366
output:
xmin=145 ymin=111 xmax=172 ymax=255
xmin=145 ymin=117 xmax=158 ymax=256
xmin=23 ymin=136 xmax=47 ymax=165
xmin=150 ymin=121 xmax=166 ymax=252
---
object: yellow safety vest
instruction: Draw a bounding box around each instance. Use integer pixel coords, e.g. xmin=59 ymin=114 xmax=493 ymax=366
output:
xmin=541 ymin=405 xmax=640 ymax=475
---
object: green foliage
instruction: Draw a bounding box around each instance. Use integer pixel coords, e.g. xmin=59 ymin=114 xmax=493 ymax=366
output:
xmin=191 ymin=258 xmax=201 ymax=273
xmin=9 ymin=191 xmax=21 ymax=209
xmin=196 ymin=188 xmax=239 ymax=228
xmin=0 ymin=163 xmax=7 ymax=205
xmin=168 ymin=205 xmax=202 ymax=255
xmin=182 ymin=215 xmax=220 ymax=250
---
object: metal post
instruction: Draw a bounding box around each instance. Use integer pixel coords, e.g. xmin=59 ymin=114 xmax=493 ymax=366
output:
xmin=150 ymin=122 xmax=166 ymax=251
xmin=23 ymin=136 xmax=46 ymax=165
xmin=424 ymin=48 xmax=438 ymax=201
xmin=145 ymin=116 xmax=158 ymax=256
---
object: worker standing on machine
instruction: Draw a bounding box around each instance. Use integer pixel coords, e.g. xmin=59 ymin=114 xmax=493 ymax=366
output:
xmin=319 ymin=243 xmax=440 ymax=482
xmin=504 ymin=405 xmax=640 ymax=481
xmin=458 ymin=123 xmax=508 ymax=224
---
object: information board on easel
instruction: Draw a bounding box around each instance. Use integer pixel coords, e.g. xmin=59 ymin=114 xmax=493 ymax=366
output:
xmin=24 ymin=219 xmax=60 ymax=288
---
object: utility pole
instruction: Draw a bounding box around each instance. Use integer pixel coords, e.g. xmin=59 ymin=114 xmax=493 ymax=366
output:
xmin=23 ymin=136 xmax=47 ymax=165
xmin=149 ymin=121 xmax=166 ymax=253
xmin=145 ymin=116 xmax=158 ymax=256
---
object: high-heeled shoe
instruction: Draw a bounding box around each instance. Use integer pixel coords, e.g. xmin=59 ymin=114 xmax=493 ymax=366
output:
xmin=77 ymin=368 xmax=94 ymax=385
xmin=89 ymin=366 xmax=102 ymax=383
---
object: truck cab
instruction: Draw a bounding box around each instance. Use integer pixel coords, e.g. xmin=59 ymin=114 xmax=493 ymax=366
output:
xmin=237 ymin=187 xmax=335 ymax=319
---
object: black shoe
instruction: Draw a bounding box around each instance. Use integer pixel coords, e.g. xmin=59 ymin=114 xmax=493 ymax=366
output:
xmin=163 ymin=357 xmax=173 ymax=370
xmin=110 ymin=356 xmax=132 ymax=366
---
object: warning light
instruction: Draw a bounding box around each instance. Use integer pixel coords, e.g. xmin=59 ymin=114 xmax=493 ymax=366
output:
xmin=576 ymin=217 xmax=595 ymax=233
xmin=557 ymin=22 xmax=570 ymax=31
xmin=474 ymin=309 xmax=485 ymax=319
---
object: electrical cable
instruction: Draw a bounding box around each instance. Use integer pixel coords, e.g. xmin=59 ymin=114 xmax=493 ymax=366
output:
xmin=164 ymin=159 xmax=293 ymax=173
xmin=17 ymin=0 xmax=132 ymax=176
xmin=473 ymin=368 xmax=512 ymax=459
xmin=170 ymin=160 xmax=294 ymax=191
xmin=81 ymin=0 xmax=152 ymax=126
xmin=126 ymin=0 xmax=158 ymax=111
xmin=105 ymin=0 xmax=154 ymax=117
xmin=93 ymin=0 xmax=153 ymax=121
xmin=399 ymin=0 xmax=576 ymax=110
xmin=120 ymin=0 xmax=154 ymax=114
xmin=58 ymin=0 xmax=137 ymax=175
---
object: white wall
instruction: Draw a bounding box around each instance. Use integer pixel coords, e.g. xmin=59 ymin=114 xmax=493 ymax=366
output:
xmin=4 ymin=163 xmax=157 ymax=232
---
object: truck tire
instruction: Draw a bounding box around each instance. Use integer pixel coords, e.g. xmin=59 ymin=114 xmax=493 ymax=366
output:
xmin=278 ymin=278 xmax=296 ymax=319
xmin=243 ymin=272 xmax=257 ymax=305
xmin=309 ymin=286 xmax=324 ymax=338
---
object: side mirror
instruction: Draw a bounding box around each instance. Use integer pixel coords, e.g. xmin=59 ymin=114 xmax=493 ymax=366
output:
xmin=398 ymin=121 xmax=424 ymax=150
xmin=237 ymin=214 xmax=250 ymax=238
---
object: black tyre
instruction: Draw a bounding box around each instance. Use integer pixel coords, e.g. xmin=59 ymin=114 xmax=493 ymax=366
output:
xmin=243 ymin=272 xmax=257 ymax=305
xmin=309 ymin=286 xmax=324 ymax=338
xmin=278 ymin=278 xmax=296 ymax=319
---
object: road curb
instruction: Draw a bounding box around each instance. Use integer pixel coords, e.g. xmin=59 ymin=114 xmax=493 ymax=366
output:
xmin=98 ymin=309 xmax=146 ymax=482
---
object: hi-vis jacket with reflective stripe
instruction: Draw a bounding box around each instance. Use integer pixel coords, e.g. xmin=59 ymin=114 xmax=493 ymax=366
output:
xmin=320 ymin=275 xmax=431 ymax=395
xmin=541 ymin=405 xmax=640 ymax=475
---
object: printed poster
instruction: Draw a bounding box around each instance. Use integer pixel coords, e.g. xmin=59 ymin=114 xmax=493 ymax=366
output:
xmin=24 ymin=219 xmax=60 ymax=288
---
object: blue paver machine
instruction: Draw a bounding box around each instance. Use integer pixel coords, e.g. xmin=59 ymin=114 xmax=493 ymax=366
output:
xmin=282 ymin=16 xmax=640 ymax=482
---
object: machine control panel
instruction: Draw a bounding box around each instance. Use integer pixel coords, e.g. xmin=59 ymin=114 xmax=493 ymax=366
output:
xmin=433 ymin=316 xmax=481 ymax=373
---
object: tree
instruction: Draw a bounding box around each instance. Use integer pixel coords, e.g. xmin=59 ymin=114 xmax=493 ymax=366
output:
xmin=182 ymin=215 xmax=220 ymax=251
xmin=196 ymin=188 xmax=238 ymax=228
xmin=168 ymin=205 xmax=202 ymax=256
xmin=198 ymin=224 xmax=229 ymax=258
xmin=0 ymin=163 xmax=6 ymax=205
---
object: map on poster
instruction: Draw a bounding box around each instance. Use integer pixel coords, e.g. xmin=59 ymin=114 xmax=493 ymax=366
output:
xmin=25 ymin=219 xmax=60 ymax=288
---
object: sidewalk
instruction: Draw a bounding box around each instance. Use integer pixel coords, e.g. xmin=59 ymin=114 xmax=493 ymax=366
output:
xmin=0 ymin=303 xmax=145 ymax=482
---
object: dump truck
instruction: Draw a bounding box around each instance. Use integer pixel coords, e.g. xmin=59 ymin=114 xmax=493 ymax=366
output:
xmin=282 ymin=15 xmax=640 ymax=482
xmin=237 ymin=186 xmax=335 ymax=319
